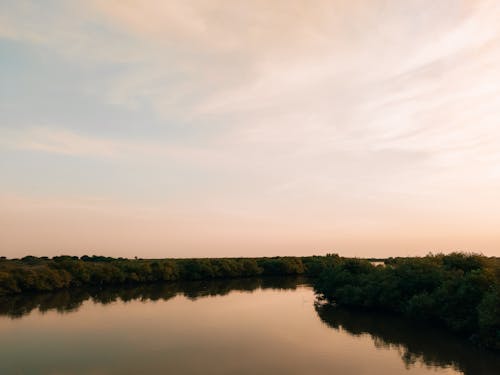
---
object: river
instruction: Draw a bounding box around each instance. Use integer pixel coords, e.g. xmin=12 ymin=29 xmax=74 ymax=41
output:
xmin=0 ymin=278 xmax=498 ymax=374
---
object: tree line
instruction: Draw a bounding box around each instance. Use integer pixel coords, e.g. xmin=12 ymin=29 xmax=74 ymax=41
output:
xmin=0 ymin=254 xmax=339 ymax=296
xmin=314 ymin=253 xmax=500 ymax=351
xmin=1 ymin=252 xmax=498 ymax=350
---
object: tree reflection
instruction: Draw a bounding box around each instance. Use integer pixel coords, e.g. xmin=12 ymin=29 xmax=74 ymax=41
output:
xmin=0 ymin=277 xmax=304 ymax=319
xmin=2 ymin=277 xmax=498 ymax=375
xmin=315 ymin=303 xmax=500 ymax=375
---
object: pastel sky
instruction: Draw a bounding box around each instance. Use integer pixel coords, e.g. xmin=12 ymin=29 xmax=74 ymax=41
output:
xmin=1 ymin=1 xmax=500 ymax=258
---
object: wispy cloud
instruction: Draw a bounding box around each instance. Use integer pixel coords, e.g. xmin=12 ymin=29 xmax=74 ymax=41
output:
xmin=2 ymin=1 xmax=500 ymax=256
xmin=9 ymin=127 xmax=119 ymax=157
xmin=1 ymin=126 xmax=217 ymax=163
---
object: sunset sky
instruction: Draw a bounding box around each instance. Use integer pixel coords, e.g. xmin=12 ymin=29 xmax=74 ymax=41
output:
xmin=1 ymin=1 xmax=500 ymax=258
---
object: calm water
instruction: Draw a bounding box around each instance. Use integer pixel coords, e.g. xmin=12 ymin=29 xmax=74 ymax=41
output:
xmin=0 ymin=278 xmax=498 ymax=375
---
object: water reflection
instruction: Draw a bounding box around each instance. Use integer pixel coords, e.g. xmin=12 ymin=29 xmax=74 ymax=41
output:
xmin=315 ymin=303 xmax=500 ymax=375
xmin=1 ymin=278 xmax=498 ymax=375
xmin=0 ymin=277 xmax=303 ymax=319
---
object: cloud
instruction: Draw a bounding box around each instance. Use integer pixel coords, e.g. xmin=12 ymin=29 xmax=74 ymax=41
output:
xmin=0 ymin=126 xmax=216 ymax=163
xmin=0 ymin=1 xmax=480 ymax=114
xmin=2 ymin=1 xmax=500 ymax=256
xmin=8 ymin=127 xmax=119 ymax=157
xmin=2 ymin=1 xmax=500 ymax=173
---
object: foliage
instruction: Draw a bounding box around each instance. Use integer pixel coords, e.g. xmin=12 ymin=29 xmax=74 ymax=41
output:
xmin=314 ymin=253 xmax=500 ymax=350
xmin=0 ymin=254 xmax=339 ymax=296
xmin=2 ymin=252 xmax=498 ymax=350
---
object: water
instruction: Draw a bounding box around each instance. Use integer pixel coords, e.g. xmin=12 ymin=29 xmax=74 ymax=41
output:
xmin=0 ymin=278 xmax=498 ymax=375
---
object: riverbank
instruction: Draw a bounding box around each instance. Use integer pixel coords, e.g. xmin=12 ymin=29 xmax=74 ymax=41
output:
xmin=1 ymin=253 xmax=498 ymax=350
xmin=313 ymin=253 xmax=500 ymax=351
xmin=0 ymin=255 xmax=338 ymax=295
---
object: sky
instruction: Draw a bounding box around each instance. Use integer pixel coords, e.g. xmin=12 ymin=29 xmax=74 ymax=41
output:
xmin=1 ymin=0 xmax=500 ymax=258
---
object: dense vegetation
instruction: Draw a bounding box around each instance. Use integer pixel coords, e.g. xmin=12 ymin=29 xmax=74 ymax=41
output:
xmin=0 ymin=254 xmax=338 ymax=296
xmin=1 ymin=252 xmax=499 ymax=350
xmin=314 ymin=253 xmax=500 ymax=350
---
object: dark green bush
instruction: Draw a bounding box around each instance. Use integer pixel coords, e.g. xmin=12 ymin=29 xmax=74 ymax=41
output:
xmin=314 ymin=253 xmax=500 ymax=350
